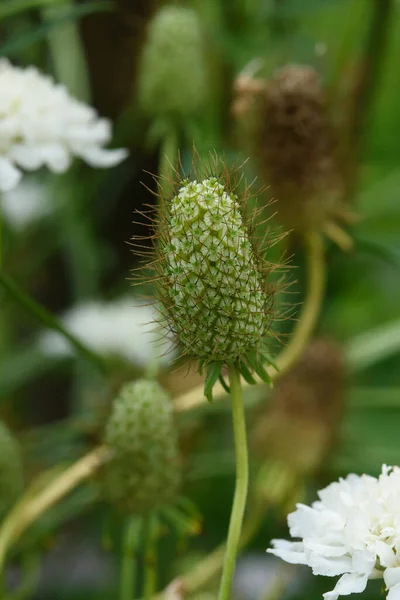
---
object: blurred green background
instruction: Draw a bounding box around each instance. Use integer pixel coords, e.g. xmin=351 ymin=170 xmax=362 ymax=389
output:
xmin=1 ymin=0 xmax=400 ymax=599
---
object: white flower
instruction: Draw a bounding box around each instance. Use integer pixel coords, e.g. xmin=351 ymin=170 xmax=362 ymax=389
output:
xmin=38 ymin=299 xmax=177 ymax=368
xmin=0 ymin=177 xmax=51 ymax=230
xmin=268 ymin=465 xmax=400 ymax=600
xmin=0 ymin=60 xmax=128 ymax=192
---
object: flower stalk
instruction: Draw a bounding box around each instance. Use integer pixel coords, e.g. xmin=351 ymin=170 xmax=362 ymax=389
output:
xmin=0 ymin=446 xmax=110 ymax=575
xmin=121 ymin=517 xmax=141 ymax=600
xmin=218 ymin=364 xmax=248 ymax=600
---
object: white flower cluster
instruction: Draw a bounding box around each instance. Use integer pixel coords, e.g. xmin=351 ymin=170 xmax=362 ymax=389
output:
xmin=39 ymin=299 xmax=176 ymax=368
xmin=0 ymin=60 xmax=127 ymax=192
xmin=268 ymin=465 xmax=400 ymax=600
xmin=164 ymin=178 xmax=267 ymax=361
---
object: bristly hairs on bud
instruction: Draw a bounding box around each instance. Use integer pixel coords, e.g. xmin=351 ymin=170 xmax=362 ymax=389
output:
xmin=131 ymin=152 xmax=288 ymax=401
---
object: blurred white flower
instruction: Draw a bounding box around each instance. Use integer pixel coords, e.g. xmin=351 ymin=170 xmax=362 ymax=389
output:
xmin=0 ymin=60 xmax=128 ymax=192
xmin=0 ymin=177 xmax=51 ymax=230
xmin=39 ymin=299 xmax=177 ymax=368
xmin=268 ymin=465 xmax=400 ymax=600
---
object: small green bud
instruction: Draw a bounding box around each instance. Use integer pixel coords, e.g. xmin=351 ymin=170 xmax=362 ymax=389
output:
xmin=149 ymin=167 xmax=279 ymax=393
xmin=103 ymin=379 xmax=181 ymax=515
xmin=0 ymin=421 xmax=24 ymax=516
xmin=138 ymin=6 xmax=207 ymax=119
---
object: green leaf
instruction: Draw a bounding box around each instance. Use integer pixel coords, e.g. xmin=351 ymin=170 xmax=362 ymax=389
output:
xmin=245 ymin=353 xmax=272 ymax=385
xmin=238 ymin=361 xmax=257 ymax=385
xmin=260 ymin=347 xmax=280 ymax=372
xmin=346 ymin=318 xmax=400 ymax=373
xmin=0 ymin=1 xmax=113 ymax=57
xmin=0 ymin=0 xmax=67 ymax=20
xmin=204 ymin=361 xmax=222 ymax=403
xmin=218 ymin=373 xmax=231 ymax=394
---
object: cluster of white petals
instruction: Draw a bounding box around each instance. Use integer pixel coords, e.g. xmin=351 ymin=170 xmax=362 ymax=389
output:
xmin=39 ymin=299 xmax=176 ymax=368
xmin=0 ymin=60 xmax=127 ymax=191
xmin=268 ymin=466 xmax=400 ymax=600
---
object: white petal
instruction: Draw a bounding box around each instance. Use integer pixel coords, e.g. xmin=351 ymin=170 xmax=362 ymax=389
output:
xmin=323 ymin=573 xmax=368 ymax=600
xmin=0 ymin=157 xmax=21 ymax=191
xmin=385 ymin=568 xmax=400 ymax=590
xmin=388 ymin=583 xmax=400 ymax=600
xmin=8 ymin=144 xmax=43 ymax=170
xmin=377 ymin=542 xmax=396 ymax=568
xmin=38 ymin=144 xmax=71 ymax=172
xmin=352 ymin=549 xmax=376 ymax=575
xmin=1 ymin=177 xmax=51 ymax=229
xmin=304 ymin=539 xmax=350 ymax=557
xmin=75 ymin=146 xmax=128 ymax=168
xmin=307 ymin=553 xmax=352 ymax=577
xmin=267 ymin=540 xmax=308 ymax=565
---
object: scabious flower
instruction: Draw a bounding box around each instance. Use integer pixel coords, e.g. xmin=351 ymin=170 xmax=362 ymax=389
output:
xmin=141 ymin=161 xmax=280 ymax=398
xmin=0 ymin=60 xmax=127 ymax=192
xmin=39 ymin=298 xmax=176 ymax=368
xmin=268 ymin=465 xmax=400 ymax=600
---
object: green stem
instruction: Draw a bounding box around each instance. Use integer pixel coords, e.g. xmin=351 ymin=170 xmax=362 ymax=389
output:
xmin=0 ymin=206 xmax=2 ymax=269
xmin=143 ymin=514 xmax=158 ymax=600
xmin=218 ymin=364 xmax=248 ymax=600
xmin=158 ymin=128 xmax=178 ymax=199
xmin=0 ymin=272 xmax=106 ymax=373
xmin=0 ymin=0 xmax=69 ymax=20
xmin=41 ymin=0 xmax=90 ymax=101
xmin=121 ymin=517 xmax=141 ymax=600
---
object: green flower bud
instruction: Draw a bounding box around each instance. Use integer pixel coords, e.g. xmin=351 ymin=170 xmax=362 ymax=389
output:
xmin=0 ymin=421 xmax=24 ymax=516
xmin=151 ymin=169 xmax=278 ymax=395
xmin=138 ymin=6 xmax=207 ymax=119
xmin=103 ymin=379 xmax=181 ymax=515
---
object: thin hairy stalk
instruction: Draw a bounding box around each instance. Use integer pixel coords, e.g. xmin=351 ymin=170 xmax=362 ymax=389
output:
xmin=121 ymin=517 xmax=141 ymax=600
xmin=143 ymin=514 xmax=158 ymax=600
xmin=218 ymin=365 xmax=248 ymax=600
xmin=0 ymin=446 xmax=110 ymax=574
xmin=0 ymin=272 xmax=107 ymax=373
xmin=173 ymin=231 xmax=326 ymax=411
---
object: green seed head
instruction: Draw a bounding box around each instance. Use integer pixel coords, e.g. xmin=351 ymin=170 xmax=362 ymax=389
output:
xmin=138 ymin=6 xmax=207 ymax=119
xmin=0 ymin=421 xmax=23 ymax=516
xmin=103 ymin=379 xmax=181 ymax=515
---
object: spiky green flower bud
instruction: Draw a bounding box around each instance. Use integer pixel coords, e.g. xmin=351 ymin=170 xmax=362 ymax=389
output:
xmin=103 ymin=379 xmax=181 ymax=515
xmin=138 ymin=6 xmax=207 ymax=119
xmin=153 ymin=171 xmax=278 ymax=397
xmin=0 ymin=421 xmax=24 ymax=516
